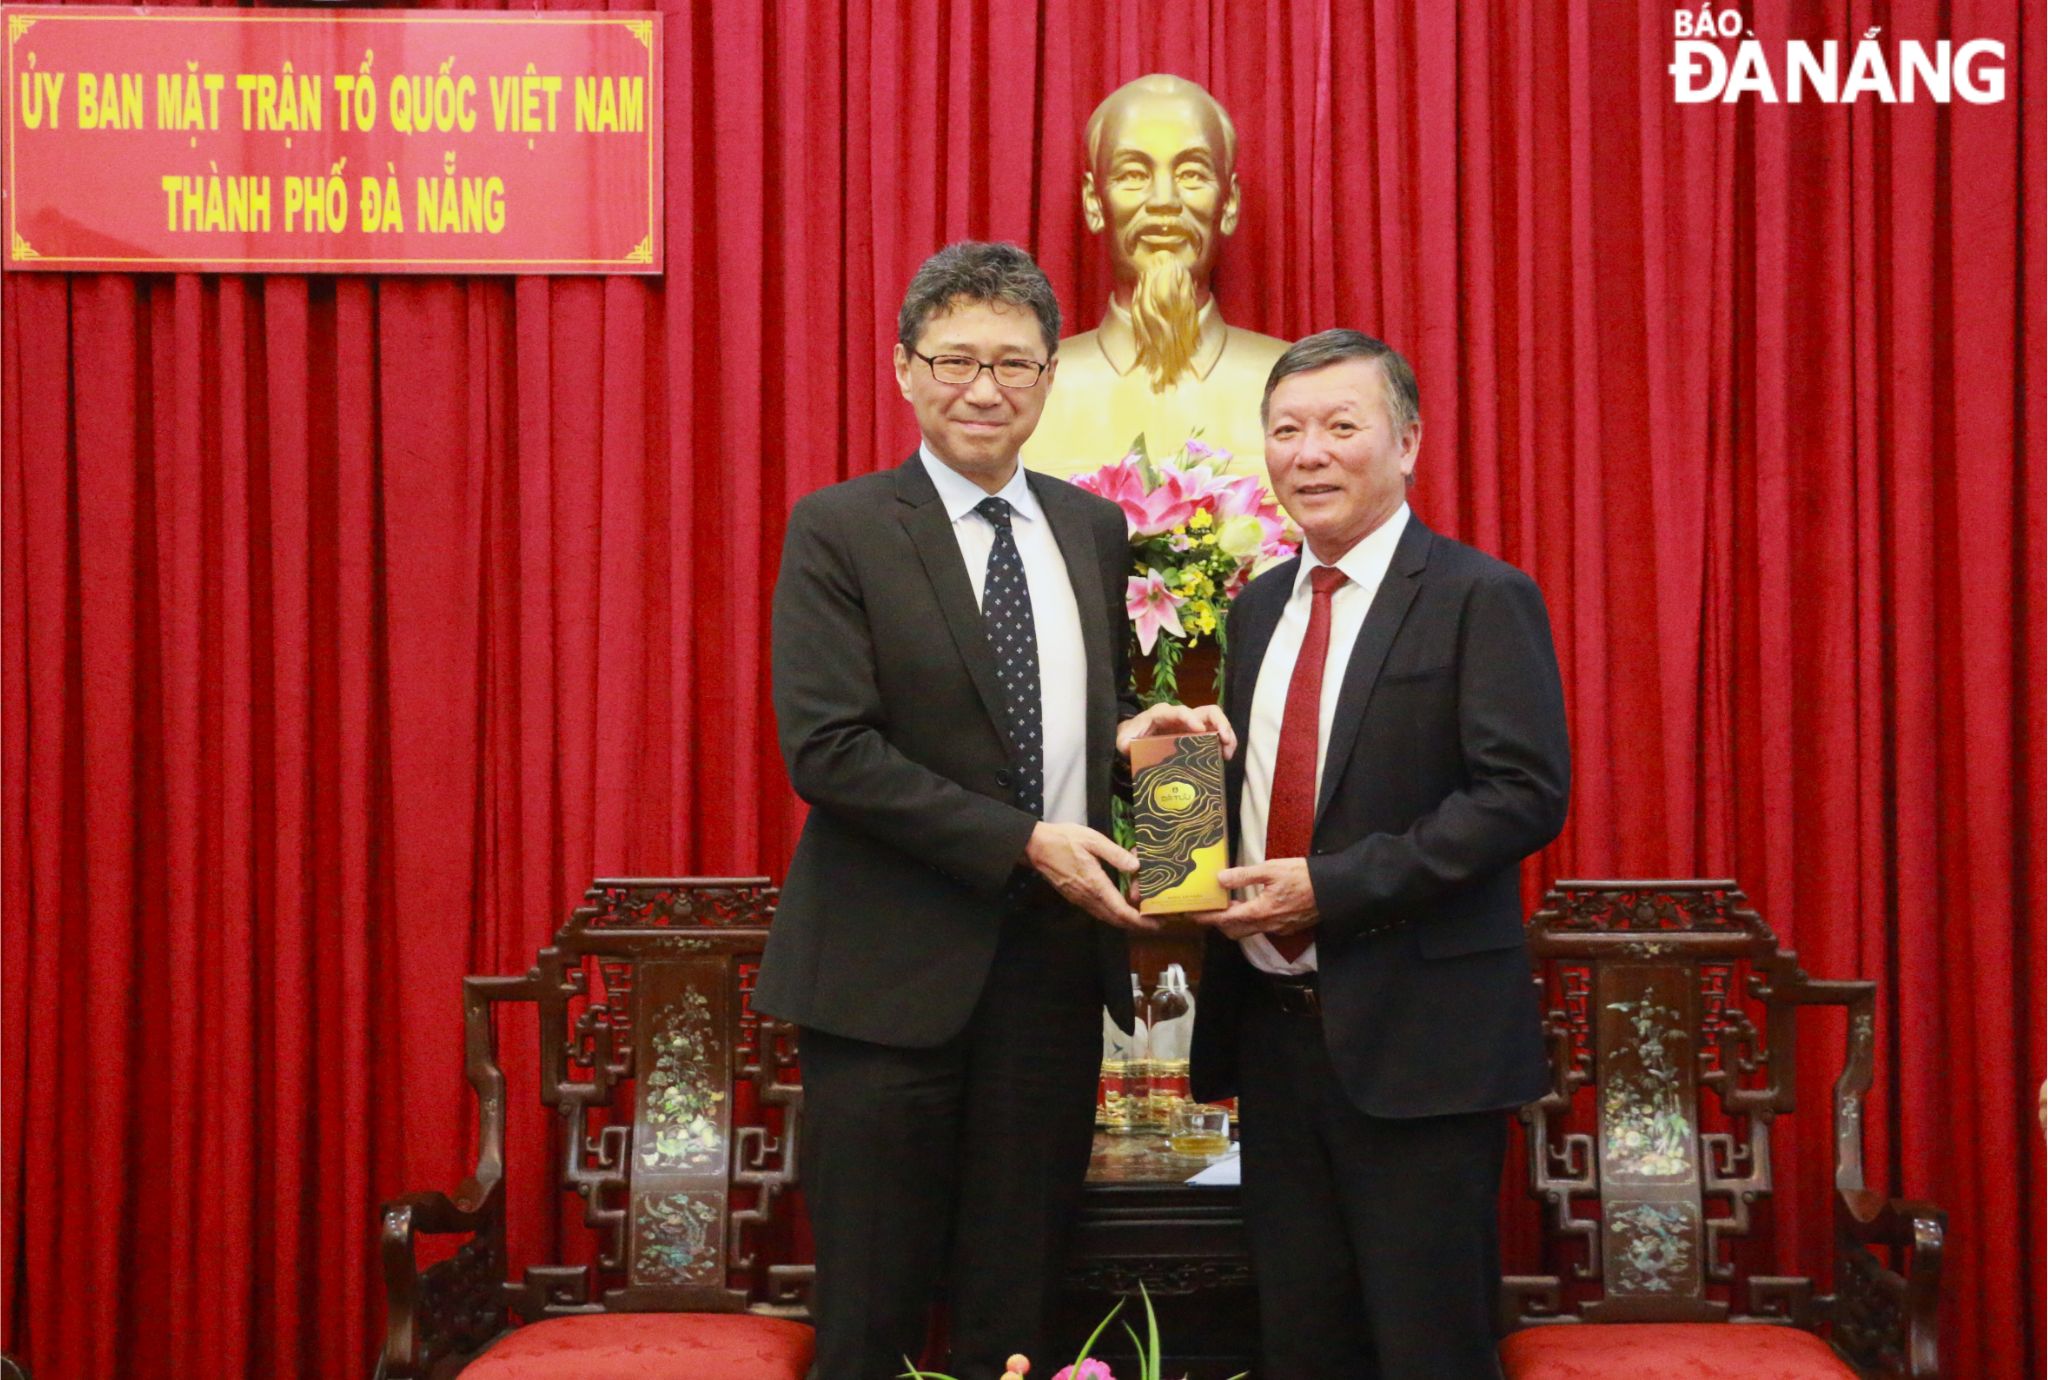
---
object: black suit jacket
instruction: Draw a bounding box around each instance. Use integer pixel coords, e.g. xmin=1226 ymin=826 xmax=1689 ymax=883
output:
xmin=756 ymin=454 xmax=1142 ymax=1048
xmin=1189 ymin=515 xmax=1568 ymax=1118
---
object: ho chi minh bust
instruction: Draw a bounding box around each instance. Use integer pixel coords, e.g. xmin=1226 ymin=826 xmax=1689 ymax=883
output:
xmin=1023 ymin=74 xmax=1289 ymax=487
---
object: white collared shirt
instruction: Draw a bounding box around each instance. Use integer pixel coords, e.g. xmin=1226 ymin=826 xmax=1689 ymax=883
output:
xmin=1237 ymin=504 xmax=1411 ymax=974
xmin=921 ymin=445 xmax=1090 ymax=828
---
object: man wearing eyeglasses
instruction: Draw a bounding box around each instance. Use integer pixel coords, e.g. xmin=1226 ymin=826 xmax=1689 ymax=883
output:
xmin=760 ymin=240 xmax=1231 ymax=1380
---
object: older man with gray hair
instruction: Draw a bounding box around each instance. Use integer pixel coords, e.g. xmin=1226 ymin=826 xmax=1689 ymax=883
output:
xmin=1190 ymin=329 xmax=1570 ymax=1378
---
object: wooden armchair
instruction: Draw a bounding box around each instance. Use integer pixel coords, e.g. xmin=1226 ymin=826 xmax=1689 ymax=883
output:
xmin=1500 ymin=880 xmax=1944 ymax=1380
xmin=376 ymin=879 xmax=813 ymax=1380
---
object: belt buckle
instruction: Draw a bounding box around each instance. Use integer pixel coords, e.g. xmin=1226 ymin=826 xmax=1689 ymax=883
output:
xmin=1269 ymin=974 xmax=1320 ymax=1017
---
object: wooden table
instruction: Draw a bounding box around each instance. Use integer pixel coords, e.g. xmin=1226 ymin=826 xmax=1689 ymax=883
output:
xmin=1053 ymin=1132 xmax=1260 ymax=1379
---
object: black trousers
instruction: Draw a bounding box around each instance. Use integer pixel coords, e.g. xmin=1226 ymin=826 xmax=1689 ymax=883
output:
xmin=1236 ymin=982 xmax=1510 ymax=1380
xmin=798 ymin=903 xmax=1103 ymax=1380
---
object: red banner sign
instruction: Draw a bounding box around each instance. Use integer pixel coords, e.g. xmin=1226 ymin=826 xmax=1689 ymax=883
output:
xmin=2 ymin=6 xmax=661 ymax=274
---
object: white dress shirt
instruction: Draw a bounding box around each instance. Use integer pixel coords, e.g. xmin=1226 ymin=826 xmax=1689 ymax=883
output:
xmin=1237 ymin=504 xmax=1411 ymax=974
xmin=921 ymin=445 xmax=1090 ymax=828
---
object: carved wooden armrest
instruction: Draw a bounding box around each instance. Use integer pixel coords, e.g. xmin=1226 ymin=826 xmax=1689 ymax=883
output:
xmin=378 ymin=1185 xmax=507 ymax=1380
xmin=1498 ymin=1275 xmax=1566 ymax=1332
xmin=1831 ymin=1189 xmax=1944 ymax=1379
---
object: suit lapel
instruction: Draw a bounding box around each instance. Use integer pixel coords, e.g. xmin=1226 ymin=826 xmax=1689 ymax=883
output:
xmin=1315 ymin=517 xmax=1433 ymax=822
xmin=1223 ymin=558 xmax=1298 ymax=844
xmin=894 ymin=455 xmax=1014 ymax=746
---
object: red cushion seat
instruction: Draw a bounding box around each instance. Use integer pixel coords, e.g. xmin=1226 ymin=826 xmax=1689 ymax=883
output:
xmin=461 ymin=1312 xmax=815 ymax=1380
xmin=1500 ymin=1323 xmax=1857 ymax=1380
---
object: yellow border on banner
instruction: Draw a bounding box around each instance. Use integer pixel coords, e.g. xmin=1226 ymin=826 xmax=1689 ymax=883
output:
xmin=3 ymin=6 xmax=661 ymax=273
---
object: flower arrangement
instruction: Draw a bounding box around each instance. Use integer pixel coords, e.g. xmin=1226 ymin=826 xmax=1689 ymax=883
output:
xmin=901 ymin=1286 xmax=1245 ymax=1380
xmin=1071 ymin=437 xmax=1296 ymax=705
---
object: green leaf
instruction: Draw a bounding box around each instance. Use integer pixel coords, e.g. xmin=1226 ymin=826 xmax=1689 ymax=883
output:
xmin=1122 ymin=1321 xmax=1145 ymax=1374
xmin=1070 ymin=1299 xmax=1124 ymax=1375
xmin=898 ymin=1359 xmax=961 ymax=1380
xmin=1141 ymin=1283 xmax=1162 ymax=1380
xmin=1144 ymin=634 xmax=1183 ymax=708
xmin=1132 ymin=432 xmax=1158 ymax=488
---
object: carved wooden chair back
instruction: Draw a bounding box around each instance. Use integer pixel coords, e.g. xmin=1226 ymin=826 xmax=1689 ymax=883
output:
xmin=464 ymin=877 xmax=808 ymax=1320
xmin=1509 ymin=879 xmax=1875 ymax=1327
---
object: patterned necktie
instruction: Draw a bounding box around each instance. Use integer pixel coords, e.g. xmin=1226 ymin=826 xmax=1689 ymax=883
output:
xmin=976 ymin=497 xmax=1043 ymax=818
xmin=1263 ymin=565 xmax=1349 ymax=960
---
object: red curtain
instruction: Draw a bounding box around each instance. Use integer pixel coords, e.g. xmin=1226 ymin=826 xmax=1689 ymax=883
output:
xmin=4 ymin=1 xmax=2040 ymax=1376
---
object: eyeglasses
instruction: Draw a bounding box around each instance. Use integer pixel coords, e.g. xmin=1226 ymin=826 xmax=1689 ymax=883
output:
xmin=910 ymin=349 xmax=1049 ymax=389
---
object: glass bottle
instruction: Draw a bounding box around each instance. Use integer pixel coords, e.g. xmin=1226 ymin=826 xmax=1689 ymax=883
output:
xmin=1096 ymin=979 xmax=1147 ymax=1134
xmin=1146 ymin=964 xmax=1194 ymax=1132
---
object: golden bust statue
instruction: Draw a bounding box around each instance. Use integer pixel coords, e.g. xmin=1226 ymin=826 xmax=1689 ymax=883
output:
xmin=1024 ymin=74 xmax=1289 ymax=485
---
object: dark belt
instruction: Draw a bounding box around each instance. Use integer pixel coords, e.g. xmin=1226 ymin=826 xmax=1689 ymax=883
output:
xmin=1253 ymin=969 xmax=1321 ymax=1018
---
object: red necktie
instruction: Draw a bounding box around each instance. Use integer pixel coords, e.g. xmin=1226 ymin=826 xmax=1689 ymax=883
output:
xmin=1262 ymin=565 xmax=1348 ymax=961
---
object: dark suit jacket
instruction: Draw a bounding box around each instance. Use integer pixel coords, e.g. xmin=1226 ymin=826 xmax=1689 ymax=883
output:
xmin=1189 ymin=515 xmax=1568 ymax=1118
xmin=756 ymin=454 xmax=1142 ymax=1048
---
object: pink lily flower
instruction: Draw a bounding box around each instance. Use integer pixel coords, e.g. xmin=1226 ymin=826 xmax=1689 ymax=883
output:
xmin=1071 ymin=456 xmax=1163 ymax=538
xmin=1207 ymin=472 xmax=1265 ymax=519
xmin=1050 ymin=1362 xmax=1116 ymax=1380
xmin=1071 ymin=455 xmax=1145 ymax=505
xmin=1207 ymin=471 xmax=1295 ymax=555
xmin=1127 ymin=468 xmax=1199 ymax=537
xmin=1125 ymin=569 xmax=1186 ymax=654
